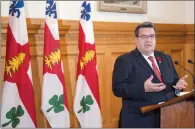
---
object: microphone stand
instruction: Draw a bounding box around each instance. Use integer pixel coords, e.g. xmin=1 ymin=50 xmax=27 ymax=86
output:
xmin=174 ymin=61 xmax=195 ymax=84
xmin=174 ymin=61 xmax=195 ymax=95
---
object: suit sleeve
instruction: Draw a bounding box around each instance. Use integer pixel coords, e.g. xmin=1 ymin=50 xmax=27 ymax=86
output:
xmin=112 ymin=56 xmax=146 ymax=100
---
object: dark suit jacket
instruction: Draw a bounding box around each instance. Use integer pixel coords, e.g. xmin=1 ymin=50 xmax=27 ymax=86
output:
xmin=112 ymin=48 xmax=179 ymax=128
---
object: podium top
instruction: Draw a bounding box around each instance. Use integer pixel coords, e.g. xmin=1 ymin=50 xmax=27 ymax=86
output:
xmin=140 ymin=90 xmax=194 ymax=113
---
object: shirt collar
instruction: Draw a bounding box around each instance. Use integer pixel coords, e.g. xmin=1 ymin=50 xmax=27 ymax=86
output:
xmin=142 ymin=52 xmax=155 ymax=60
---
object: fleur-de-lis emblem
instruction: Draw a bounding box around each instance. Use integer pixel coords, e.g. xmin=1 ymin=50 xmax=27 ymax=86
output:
xmin=81 ymin=1 xmax=91 ymax=21
xmin=9 ymin=1 xmax=24 ymax=18
xmin=46 ymin=0 xmax=57 ymax=19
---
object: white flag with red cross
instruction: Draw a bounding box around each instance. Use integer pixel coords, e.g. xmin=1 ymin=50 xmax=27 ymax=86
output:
xmin=73 ymin=1 xmax=102 ymax=128
xmin=1 ymin=0 xmax=37 ymax=128
xmin=41 ymin=0 xmax=70 ymax=128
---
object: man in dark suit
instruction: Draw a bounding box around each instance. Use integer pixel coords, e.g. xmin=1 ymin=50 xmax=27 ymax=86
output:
xmin=112 ymin=21 xmax=187 ymax=128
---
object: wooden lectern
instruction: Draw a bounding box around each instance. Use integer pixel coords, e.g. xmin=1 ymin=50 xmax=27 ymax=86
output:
xmin=141 ymin=90 xmax=194 ymax=128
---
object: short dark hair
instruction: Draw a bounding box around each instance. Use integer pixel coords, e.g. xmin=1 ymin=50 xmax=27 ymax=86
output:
xmin=135 ymin=21 xmax=157 ymax=37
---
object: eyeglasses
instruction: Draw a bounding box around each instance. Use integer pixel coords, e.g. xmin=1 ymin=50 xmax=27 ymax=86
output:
xmin=137 ymin=34 xmax=156 ymax=40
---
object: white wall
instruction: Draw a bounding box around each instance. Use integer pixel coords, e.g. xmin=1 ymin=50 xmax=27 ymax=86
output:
xmin=1 ymin=1 xmax=194 ymax=24
xmin=185 ymin=1 xmax=194 ymax=24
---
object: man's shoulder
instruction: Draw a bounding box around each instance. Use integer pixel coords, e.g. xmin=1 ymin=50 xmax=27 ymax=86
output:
xmin=117 ymin=50 xmax=136 ymax=60
xmin=155 ymin=50 xmax=171 ymax=58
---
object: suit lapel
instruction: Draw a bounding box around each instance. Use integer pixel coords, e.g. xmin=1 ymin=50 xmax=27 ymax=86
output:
xmin=135 ymin=49 xmax=157 ymax=78
xmin=135 ymin=49 xmax=164 ymax=83
xmin=154 ymin=51 xmax=166 ymax=82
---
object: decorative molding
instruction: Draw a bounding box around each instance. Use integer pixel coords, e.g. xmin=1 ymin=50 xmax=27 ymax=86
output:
xmin=1 ymin=17 xmax=193 ymax=35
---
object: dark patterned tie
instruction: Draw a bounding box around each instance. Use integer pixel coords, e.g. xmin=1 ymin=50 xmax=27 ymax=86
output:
xmin=148 ymin=56 xmax=162 ymax=82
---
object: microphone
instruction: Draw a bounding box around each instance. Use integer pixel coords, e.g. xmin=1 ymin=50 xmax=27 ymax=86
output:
xmin=188 ymin=59 xmax=195 ymax=65
xmin=174 ymin=61 xmax=195 ymax=84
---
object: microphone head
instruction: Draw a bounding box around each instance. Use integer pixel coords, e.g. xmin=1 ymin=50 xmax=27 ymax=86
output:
xmin=188 ymin=59 xmax=193 ymax=64
xmin=174 ymin=61 xmax=179 ymax=65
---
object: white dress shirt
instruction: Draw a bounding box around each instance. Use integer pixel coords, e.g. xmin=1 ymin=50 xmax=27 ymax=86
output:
xmin=141 ymin=53 xmax=161 ymax=72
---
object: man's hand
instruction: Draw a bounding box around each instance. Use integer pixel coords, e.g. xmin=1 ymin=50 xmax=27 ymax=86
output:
xmin=174 ymin=75 xmax=188 ymax=90
xmin=144 ymin=75 xmax=166 ymax=92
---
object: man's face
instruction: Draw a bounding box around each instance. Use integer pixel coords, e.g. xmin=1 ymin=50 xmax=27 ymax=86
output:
xmin=136 ymin=28 xmax=156 ymax=56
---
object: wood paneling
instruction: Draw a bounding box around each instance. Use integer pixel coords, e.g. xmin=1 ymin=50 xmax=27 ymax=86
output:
xmin=0 ymin=17 xmax=194 ymax=128
xmin=184 ymin=24 xmax=195 ymax=91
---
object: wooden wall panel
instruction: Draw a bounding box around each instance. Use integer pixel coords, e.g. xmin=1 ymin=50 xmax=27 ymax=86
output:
xmin=0 ymin=17 xmax=194 ymax=128
xmin=170 ymin=47 xmax=184 ymax=76
xmin=184 ymin=24 xmax=194 ymax=91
